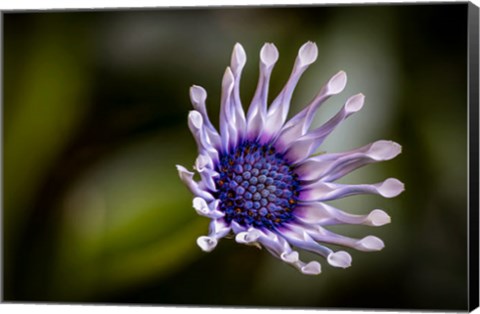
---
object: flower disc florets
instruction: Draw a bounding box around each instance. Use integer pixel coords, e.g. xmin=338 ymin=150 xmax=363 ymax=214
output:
xmin=216 ymin=141 xmax=300 ymax=229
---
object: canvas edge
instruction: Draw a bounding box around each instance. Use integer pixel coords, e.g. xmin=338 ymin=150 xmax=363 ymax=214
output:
xmin=468 ymin=1 xmax=480 ymax=312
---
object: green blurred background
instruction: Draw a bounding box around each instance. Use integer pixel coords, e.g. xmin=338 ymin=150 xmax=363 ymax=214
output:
xmin=3 ymin=3 xmax=469 ymax=310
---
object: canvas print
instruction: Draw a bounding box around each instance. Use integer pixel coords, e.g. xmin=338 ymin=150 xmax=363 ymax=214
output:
xmin=2 ymin=2 xmax=479 ymax=311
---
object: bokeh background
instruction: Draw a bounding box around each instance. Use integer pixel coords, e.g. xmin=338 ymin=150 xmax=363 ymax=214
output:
xmin=3 ymin=3 xmax=470 ymax=310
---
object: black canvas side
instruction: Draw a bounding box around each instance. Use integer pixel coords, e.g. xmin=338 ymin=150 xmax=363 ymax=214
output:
xmin=468 ymin=1 xmax=479 ymax=312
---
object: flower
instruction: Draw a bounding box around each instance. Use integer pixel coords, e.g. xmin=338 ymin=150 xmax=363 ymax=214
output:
xmin=177 ymin=42 xmax=404 ymax=275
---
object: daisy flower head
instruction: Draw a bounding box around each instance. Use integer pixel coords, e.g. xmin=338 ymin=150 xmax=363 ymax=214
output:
xmin=177 ymin=42 xmax=404 ymax=275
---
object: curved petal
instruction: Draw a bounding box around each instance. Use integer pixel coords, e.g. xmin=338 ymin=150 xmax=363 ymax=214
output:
xmin=246 ymin=43 xmax=279 ymax=139
xmin=292 ymin=260 xmax=322 ymax=275
xmin=176 ymin=165 xmax=214 ymax=201
xmin=188 ymin=110 xmax=220 ymax=162
xmin=295 ymin=140 xmax=402 ymax=182
xmin=279 ymin=224 xmax=352 ymax=268
xmin=196 ymin=236 xmax=218 ymax=252
xmin=230 ymin=220 xmax=247 ymax=234
xmin=263 ymin=42 xmax=318 ymax=140
xmin=189 ymin=85 xmax=222 ymax=148
xmin=284 ymin=93 xmax=365 ymax=163
xmin=195 ymin=154 xmax=218 ymax=191
xmin=326 ymin=251 xmax=352 ymax=268
xmin=234 ymin=227 xmax=263 ymax=249
xmin=235 ymin=228 xmax=262 ymax=244
xmin=230 ymin=43 xmax=247 ymax=140
xmin=299 ymin=178 xmax=405 ymax=202
xmin=304 ymin=224 xmax=385 ymax=252
xmin=294 ymin=202 xmax=391 ymax=227
xmin=257 ymin=228 xmax=293 ymax=260
xmin=255 ymin=228 xmax=321 ymax=275
xmin=195 ymin=152 xmax=214 ymax=170
xmin=275 ymin=71 xmax=348 ymax=146
xmin=193 ymin=197 xmax=224 ymax=219
xmin=219 ymin=67 xmax=237 ymax=152
xmin=197 ymin=219 xmax=231 ymax=252
xmin=278 ymin=225 xmax=333 ymax=258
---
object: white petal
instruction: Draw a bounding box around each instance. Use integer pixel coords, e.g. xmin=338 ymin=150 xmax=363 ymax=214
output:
xmin=246 ymin=43 xmax=278 ymax=139
xmin=304 ymin=71 xmax=349 ymax=132
xmin=260 ymin=42 xmax=279 ymax=67
xmin=208 ymin=219 xmax=231 ymax=238
xmin=296 ymin=260 xmax=322 ymax=275
xmin=345 ymin=93 xmax=365 ymax=113
xmin=219 ymin=67 xmax=236 ymax=150
xmin=176 ymin=165 xmax=214 ymax=201
xmin=192 ymin=197 xmax=224 ymax=219
xmin=367 ymin=209 xmax=391 ymax=226
xmin=280 ymin=250 xmax=299 ymax=263
xmin=255 ymin=228 xmax=323 ymax=275
xmin=294 ymin=204 xmax=332 ymax=223
xmin=194 ymin=154 xmax=218 ymax=191
xmin=295 ymin=203 xmax=391 ymax=227
xmin=356 ymin=236 xmax=385 ymax=251
xmin=231 ymin=43 xmax=246 ymax=74
xmin=235 ymin=228 xmax=261 ymax=244
xmin=295 ymin=140 xmax=402 ymax=182
xmin=294 ymin=153 xmax=342 ymax=181
xmin=299 ymin=178 xmax=404 ymax=202
xmin=246 ymin=110 xmax=265 ymax=140
xmin=297 ymin=41 xmax=318 ymax=67
xmin=283 ymin=137 xmax=316 ymax=163
xmin=196 ymin=219 xmax=231 ymax=252
xmin=277 ymin=71 xmax=348 ymax=146
xmin=284 ymin=93 xmax=364 ymax=164
xmin=230 ymin=44 xmax=247 ymax=141
xmin=195 ymin=154 xmax=213 ymax=171
xmin=197 ymin=236 xmax=218 ymax=252
xmin=190 ymin=85 xmax=207 ymax=104
xmin=230 ymin=220 xmax=247 ymax=233
xmin=256 ymin=229 xmax=297 ymax=261
xmin=188 ymin=110 xmax=203 ymax=130
xmin=305 ymin=224 xmax=385 ymax=253
xmin=279 ymin=225 xmax=333 ymax=258
xmin=264 ymin=42 xmax=318 ymax=139
xmin=327 ymin=251 xmax=352 ymax=268
xmin=189 ymin=87 xmax=222 ymax=149
xmin=188 ymin=111 xmax=219 ymax=162
xmin=368 ymin=140 xmax=402 ymax=160
xmin=377 ymin=178 xmax=405 ymax=198
xmin=222 ymin=66 xmax=235 ymax=91
xmin=326 ymin=70 xmax=347 ymax=94
xmin=193 ymin=197 xmax=210 ymax=216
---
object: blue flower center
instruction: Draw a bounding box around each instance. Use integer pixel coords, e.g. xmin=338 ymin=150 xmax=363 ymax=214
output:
xmin=215 ymin=141 xmax=300 ymax=229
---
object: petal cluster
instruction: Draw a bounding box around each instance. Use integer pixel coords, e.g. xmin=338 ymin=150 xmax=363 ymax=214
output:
xmin=177 ymin=42 xmax=404 ymax=275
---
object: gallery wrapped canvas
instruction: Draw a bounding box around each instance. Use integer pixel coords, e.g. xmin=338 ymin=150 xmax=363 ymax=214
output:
xmin=2 ymin=2 xmax=479 ymax=312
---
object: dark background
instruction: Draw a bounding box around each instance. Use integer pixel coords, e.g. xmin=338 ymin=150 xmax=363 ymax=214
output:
xmin=3 ymin=3 xmax=469 ymax=310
